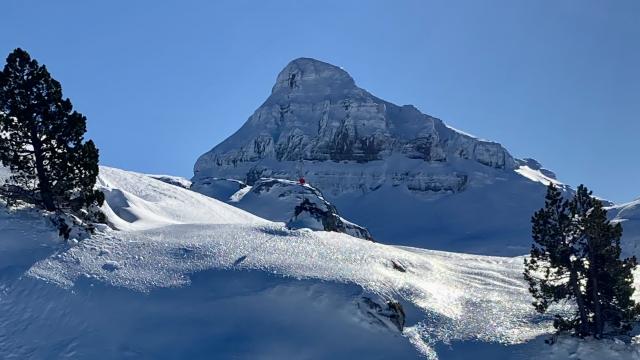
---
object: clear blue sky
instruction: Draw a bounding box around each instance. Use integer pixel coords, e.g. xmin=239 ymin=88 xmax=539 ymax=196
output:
xmin=2 ymin=0 xmax=638 ymax=203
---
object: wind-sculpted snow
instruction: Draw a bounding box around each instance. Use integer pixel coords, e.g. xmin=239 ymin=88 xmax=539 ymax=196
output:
xmin=97 ymin=166 xmax=267 ymax=230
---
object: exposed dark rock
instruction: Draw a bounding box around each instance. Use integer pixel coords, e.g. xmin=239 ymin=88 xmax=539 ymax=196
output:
xmin=357 ymin=296 xmax=406 ymax=332
xmin=391 ymin=260 xmax=407 ymax=273
xmin=287 ymin=196 xmax=374 ymax=241
xmin=268 ymin=180 xmax=374 ymax=241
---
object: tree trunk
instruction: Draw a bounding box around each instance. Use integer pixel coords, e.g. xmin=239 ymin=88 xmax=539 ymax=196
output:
xmin=30 ymin=124 xmax=55 ymax=211
xmin=591 ymin=275 xmax=603 ymax=337
xmin=588 ymin=244 xmax=604 ymax=338
xmin=569 ymin=266 xmax=590 ymax=336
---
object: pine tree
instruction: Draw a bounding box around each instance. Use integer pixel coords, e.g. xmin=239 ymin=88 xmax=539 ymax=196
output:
xmin=0 ymin=48 xmax=103 ymax=215
xmin=524 ymin=184 xmax=640 ymax=338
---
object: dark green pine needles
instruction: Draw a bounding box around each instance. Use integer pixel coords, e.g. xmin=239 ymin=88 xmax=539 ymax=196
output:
xmin=524 ymin=184 xmax=640 ymax=338
xmin=0 ymin=48 xmax=103 ymax=213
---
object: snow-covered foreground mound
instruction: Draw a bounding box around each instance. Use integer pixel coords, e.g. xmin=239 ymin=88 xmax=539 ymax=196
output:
xmin=96 ymin=166 xmax=266 ymax=231
xmin=1 ymin=167 xmax=639 ymax=359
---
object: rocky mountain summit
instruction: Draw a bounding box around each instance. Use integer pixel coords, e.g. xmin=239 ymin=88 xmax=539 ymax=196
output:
xmin=191 ymin=58 xmax=571 ymax=255
xmin=193 ymin=58 xmax=515 ymax=195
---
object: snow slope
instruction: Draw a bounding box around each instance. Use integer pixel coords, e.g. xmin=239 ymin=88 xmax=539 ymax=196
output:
xmin=1 ymin=166 xmax=639 ymax=359
xmin=610 ymin=198 xmax=640 ymax=258
xmin=97 ymin=166 xmax=266 ymax=231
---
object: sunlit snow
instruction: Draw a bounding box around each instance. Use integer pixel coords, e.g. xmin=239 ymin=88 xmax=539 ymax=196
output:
xmin=1 ymin=166 xmax=637 ymax=359
xmin=27 ymin=167 xmax=559 ymax=358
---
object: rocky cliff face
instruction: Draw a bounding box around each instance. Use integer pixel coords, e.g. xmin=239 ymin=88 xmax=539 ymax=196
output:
xmin=193 ymin=58 xmax=515 ymax=196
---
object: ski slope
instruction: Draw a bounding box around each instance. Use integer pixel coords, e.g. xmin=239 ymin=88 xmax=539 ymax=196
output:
xmin=1 ymin=167 xmax=639 ymax=359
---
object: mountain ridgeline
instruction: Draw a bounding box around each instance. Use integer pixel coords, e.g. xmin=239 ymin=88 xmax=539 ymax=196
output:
xmin=194 ymin=58 xmax=515 ymax=192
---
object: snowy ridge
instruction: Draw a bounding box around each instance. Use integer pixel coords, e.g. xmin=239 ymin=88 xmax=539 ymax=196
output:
xmin=97 ymin=166 xmax=266 ymax=231
xmin=514 ymin=158 xmax=561 ymax=187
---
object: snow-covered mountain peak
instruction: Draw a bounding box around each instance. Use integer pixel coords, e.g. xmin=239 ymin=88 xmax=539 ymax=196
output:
xmin=191 ymin=58 xmax=555 ymax=254
xmin=195 ymin=57 xmax=515 ymax=174
xmin=271 ymin=57 xmax=356 ymax=97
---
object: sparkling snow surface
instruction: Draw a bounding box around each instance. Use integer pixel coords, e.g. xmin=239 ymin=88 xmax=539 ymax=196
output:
xmin=4 ymin=167 xmax=638 ymax=359
xmin=26 ymin=167 xmax=556 ymax=358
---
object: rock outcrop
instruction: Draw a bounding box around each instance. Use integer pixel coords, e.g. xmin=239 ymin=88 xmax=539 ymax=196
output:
xmin=287 ymin=197 xmax=373 ymax=241
xmin=200 ymin=176 xmax=374 ymax=241
xmin=357 ymin=296 xmax=406 ymax=332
